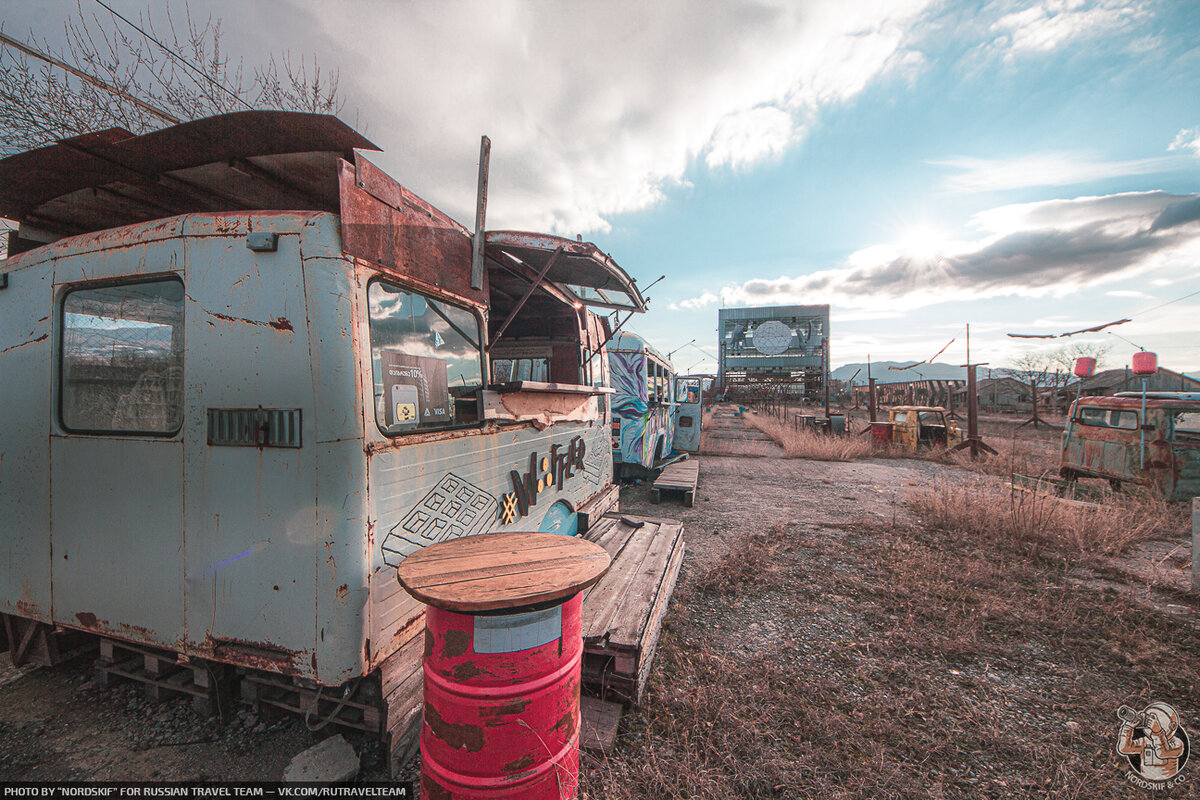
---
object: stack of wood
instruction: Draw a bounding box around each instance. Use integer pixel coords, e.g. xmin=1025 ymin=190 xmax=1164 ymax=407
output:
xmin=579 ymin=514 xmax=685 ymax=704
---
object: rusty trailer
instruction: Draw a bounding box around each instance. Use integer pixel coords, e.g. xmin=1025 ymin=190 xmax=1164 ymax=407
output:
xmin=0 ymin=111 xmax=653 ymax=769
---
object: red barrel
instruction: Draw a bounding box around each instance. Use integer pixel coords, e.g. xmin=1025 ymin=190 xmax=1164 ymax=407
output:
xmin=421 ymin=595 xmax=583 ymax=799
xmin=870 ymin=421 xmax=894 ymax=445
xmin=394 ymin=532 xmax=610 ymax=800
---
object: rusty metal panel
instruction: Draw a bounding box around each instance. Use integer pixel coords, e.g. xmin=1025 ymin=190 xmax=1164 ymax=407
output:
xmin=338 ymin=157 xmax=487 ymax=307
xmin=0 ymin=259 xmax=53 ymax=623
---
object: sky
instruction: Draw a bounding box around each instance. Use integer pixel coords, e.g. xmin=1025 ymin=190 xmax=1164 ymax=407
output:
xmin=6 ymin=0 xmax=1200 ymax=375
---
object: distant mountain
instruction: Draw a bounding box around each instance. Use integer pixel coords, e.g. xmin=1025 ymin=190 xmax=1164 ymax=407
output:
xmin=831 ymin=361 xmax=966 ymax=385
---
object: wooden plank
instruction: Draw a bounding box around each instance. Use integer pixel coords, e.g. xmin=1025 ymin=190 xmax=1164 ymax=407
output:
xmin=580 ymin=696 xmax=622 ymax=753
xmin=577 ymin=483 xmax=620 ymax=533
xmin=596 ymin=521 xmax=684 ymax=649
xmin=633 ymin=538 xmax=685 ymax=703
xmin=580 ymin=522 xmax=661 ymax=643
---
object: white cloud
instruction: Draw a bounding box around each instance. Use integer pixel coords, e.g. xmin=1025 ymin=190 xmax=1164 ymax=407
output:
xmin=1169 ymin=127 xmax=1200 ymax=156
xmin=273 ymin=0 xmax=935 ymax=234
xmin=669 ymin=291 xmax=719 ymax=311
xmin=989 ymin=0 xmax=1150 ymax=59
xmin=1106 ymin=289 xmax=1151 ymax=299
xmin=705 ymin=106 xmax=798 ymax=170
xmin=674 ymin=191 xmax=1200 ymax=312
xmin=931 ymin=152 xmax=1180 ymax=193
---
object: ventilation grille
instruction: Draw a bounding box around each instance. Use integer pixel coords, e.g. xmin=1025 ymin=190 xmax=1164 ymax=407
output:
xmin=207 ymin=408 xmax=302 ymax=448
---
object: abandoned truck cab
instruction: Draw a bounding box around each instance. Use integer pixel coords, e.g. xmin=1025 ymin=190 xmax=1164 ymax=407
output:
xmin=0 ymin=111 xmax=645 ymax=757
xmin=1060 ymin=393 xmax=1200 ymax=500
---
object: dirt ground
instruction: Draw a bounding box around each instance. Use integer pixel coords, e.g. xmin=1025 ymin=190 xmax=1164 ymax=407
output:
xmin=2 ymin=405 xmax=1198 ymax=795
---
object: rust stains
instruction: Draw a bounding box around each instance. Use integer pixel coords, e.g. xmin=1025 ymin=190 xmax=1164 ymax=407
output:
xmin=335 ymin=584 xmax=349 ymax=600
xmin=421 ymin=775 xmax=452 ymax=800
xmin=501 ymin=752 xmax=536 ymax=773
xmin=1 ymin=334 xmax=48 ymax=355
xmin=442 ymin=629 xmax=471 ymax=658
xmin=552 ymin=710 xmax=577 ymax=740
xmin=203 ymin=308 xmax=294 ymax=333
xmin=75 ymin=612 xmax=98 ymax=628
xmin=480 ymin=699 xmax=528 ymax=719
xmin=423 ymin=702 xmax=484 ymax=752
xmin=450 ymin=661 xmax=485 ymax=681
xmin=424 ymin=629 xmax=434 ymax=659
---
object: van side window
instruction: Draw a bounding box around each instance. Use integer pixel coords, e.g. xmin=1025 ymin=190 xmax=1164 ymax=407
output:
xmin=60 ymin=278 xmax=185 ymax=435
xmin=1175 ymin=412 xmax=1200 ymax=442
xmin=492 ymin=357 xmax=549 ymax=383
xmin=368 ymin=281 xmax=484 ymax=435
xmin=1078 ymin=406 xmax=1138 ymax=430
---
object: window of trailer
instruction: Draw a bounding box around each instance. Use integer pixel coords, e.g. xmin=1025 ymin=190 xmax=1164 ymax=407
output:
xmin=59 ymin=277 xmax=185 ymax=435
xmin=368 ymin=281 xmax=484 ymax=434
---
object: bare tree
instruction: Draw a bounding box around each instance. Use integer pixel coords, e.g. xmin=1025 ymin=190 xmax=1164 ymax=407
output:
xmin=0 ymin=1 xmax=343 ymax=157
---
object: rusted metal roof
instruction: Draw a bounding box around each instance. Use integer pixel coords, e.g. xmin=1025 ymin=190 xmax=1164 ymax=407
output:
xmin=485 ymin=231 xmax=648 ymax=312
xmin=0 ymin=110 xmax=377 ymax=236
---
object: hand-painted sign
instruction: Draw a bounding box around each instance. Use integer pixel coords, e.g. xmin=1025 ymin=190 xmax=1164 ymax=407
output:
xmin=500 ymin=436 xmax=586 ymax=525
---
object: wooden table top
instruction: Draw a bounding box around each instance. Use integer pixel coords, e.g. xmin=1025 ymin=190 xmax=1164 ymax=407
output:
xmin=394 ymin=532 xmax=612 ymax=613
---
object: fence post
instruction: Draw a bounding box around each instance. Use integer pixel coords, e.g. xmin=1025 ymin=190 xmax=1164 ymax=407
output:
xmin=1193 ymin=497 xmax=1200 ymax=592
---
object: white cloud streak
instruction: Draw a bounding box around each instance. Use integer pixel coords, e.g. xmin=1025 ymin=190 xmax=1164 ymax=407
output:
xmin=931 ymin=152 xmax=1182 ymax=193
xmin=675 ymin=191 xmax=1200 ymax=312
xmin=1169 ymin=127 xmax=1200 ymax=156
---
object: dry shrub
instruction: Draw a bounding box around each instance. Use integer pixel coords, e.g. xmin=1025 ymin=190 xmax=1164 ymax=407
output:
xmin=907 ymin=481 xmax=1185 ymax=560
xmin=691 ymin=523 xmax=791 ymax=594
xmin=943 ymin=431 xmax=1060 ymax=478
xmin=744 ymin=414 xmax=875 ymax=461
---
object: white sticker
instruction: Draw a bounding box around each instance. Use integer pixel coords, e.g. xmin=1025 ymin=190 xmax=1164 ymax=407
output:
xmin=472 ymin=606 xmax=563 ymax=653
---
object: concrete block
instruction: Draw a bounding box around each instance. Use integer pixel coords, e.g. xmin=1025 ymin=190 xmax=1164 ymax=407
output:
xmin=283 ymin=734 xmax=360 ymax=783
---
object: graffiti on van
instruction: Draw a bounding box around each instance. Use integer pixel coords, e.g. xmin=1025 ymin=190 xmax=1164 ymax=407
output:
xmin=610 ymin=343 xmax=676 ymax=475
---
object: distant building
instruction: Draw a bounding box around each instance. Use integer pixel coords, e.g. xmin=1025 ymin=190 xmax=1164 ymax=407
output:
xmin=1068 ymin=367 xmax=1200 ymax=397
xmin=718 ymin=304 xmax=829 ymax=399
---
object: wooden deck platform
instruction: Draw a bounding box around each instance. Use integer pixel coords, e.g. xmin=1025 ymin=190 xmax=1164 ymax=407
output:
xmin=580 ymin=514 xmax=685 ymax=704
xmin=651 ymin=460 xmax=699 ymax=507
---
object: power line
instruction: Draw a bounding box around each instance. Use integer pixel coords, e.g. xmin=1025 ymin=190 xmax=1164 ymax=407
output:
xmin=1132 ymin=286 xmax=1200 ymax=318
xmin=93 ymin=0 xmax=253 ymax=111
xmin=0 ymin=30 xmax=181 ymax=123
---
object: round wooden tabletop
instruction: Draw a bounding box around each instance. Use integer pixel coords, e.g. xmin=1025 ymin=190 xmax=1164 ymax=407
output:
xmin=394 ymin=532 xmax=612 ymax=613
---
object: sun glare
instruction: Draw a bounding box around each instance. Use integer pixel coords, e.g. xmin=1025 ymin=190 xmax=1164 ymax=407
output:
xmin=897 ymin=225 xmax=947 ymax=261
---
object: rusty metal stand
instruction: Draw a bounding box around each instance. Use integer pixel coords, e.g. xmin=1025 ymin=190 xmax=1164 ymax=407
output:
xmin=951 ymin=364 xmax=997 ymax=459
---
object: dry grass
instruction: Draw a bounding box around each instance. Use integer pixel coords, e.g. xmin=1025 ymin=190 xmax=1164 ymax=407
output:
xmin=691 ymin=523 xmax=792 ymax=594
xmin=584 ymin=496 xmax=1200 ymax=799
xmin=907 ymin=481 xmax=1186 ymax=561
xmin=744 ymin=413 xmax=876 ymax=461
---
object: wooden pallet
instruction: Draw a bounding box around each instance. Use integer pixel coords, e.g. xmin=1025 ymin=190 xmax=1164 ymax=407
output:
xmin=580 ymin=695 xmax=623 ymax=753
xmin=651 ymin=460 xmax=698 ymax=508
xmin=240 ymin=670 xmax=383 ymax=735
xmin=1 ymin=614 xmax=96 ymax=668
xmin=96 ymin=638 xmax=232 ymax=717
xmin=379 ymin=631 xmax=424 ymax=776
xmin=580 ymin=514 xmax=685 ymax=704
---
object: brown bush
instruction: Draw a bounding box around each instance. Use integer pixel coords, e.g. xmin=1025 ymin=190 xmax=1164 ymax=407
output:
xmin=907 ymin=481 xmax=1185 ymax=560
xmin=744 ymin=414 xmax=876 ymax=461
